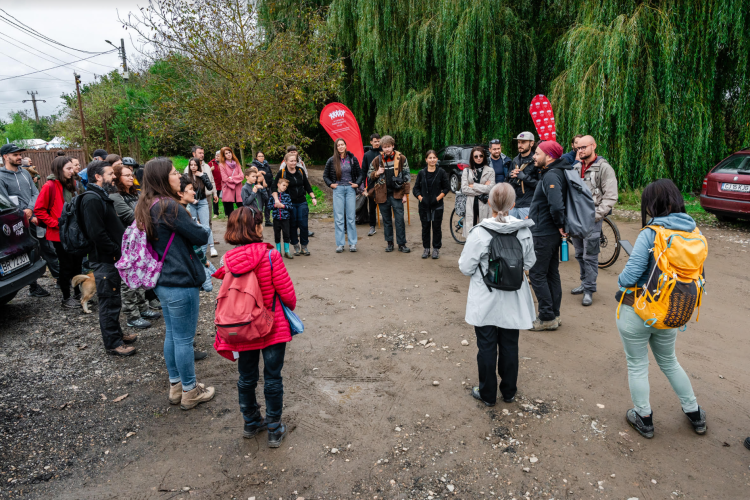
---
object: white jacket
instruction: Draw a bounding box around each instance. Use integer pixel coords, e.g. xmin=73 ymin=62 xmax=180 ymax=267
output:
xmin=458 ymin=217 xmax=537 ymax=329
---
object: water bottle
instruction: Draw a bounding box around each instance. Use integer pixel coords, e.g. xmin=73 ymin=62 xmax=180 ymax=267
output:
xmin=560 ymin=236 xmax=569 ymax=262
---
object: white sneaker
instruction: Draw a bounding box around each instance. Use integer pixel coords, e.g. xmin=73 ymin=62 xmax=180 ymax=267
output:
xmin=212 ymin=214 xmax=217 ymax=219
xmin=210 ymin=247 xmax=218 ymax=257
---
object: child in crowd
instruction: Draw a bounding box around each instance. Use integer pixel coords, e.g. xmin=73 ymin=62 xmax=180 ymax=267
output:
xmin=179 ymin=177 xmax=215 ymax=296
xmin=269 ymin=177 xmax=293 ymax=259
xmin=241 ymin=167 xmax=265 ymax=212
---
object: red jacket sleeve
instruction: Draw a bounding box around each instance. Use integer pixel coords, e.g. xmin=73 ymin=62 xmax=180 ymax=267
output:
xmin=271 ymin=250 xmax=297 ymax=310
xmin=34 ymin=181 xmax=59 ymax=229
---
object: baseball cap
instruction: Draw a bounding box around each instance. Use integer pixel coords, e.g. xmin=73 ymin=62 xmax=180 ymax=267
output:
xmin=93 ymin=149 xmax=108 ymax=159
xmin=513 ymin=131 xmax=535 ymax=141
xmin=0 ymin=143 xmax=27 ymax=156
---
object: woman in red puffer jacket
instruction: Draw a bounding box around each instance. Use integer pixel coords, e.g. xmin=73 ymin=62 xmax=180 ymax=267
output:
xmin=213 ymin=206 xmax=296 ymax=448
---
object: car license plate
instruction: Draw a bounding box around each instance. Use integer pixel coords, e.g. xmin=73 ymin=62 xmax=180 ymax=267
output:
xmin=721 ymin=183 xmax=750 ymax=193
xmin=0 ymin=253 xmax=30 ymax=276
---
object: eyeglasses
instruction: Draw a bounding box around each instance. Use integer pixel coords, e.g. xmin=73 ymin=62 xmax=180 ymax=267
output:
xmin=489 ymin=139 xmax=501 ymax=145
xmin=473 ymin=154 xmax=484 ymax=159
xmin=576 ymin=144 xmax=593 ymax=151
xmin=121 ymin=173 xmax=134 ymax=178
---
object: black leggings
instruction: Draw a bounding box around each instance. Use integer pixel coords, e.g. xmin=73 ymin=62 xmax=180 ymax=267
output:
xmin=223 ymin=201 xmax=240 ymax=218
xmin=52 ymin=241 xmax=82 ymax=300
xmin=213 ymin=191 xmax=222 ymax=216
xmin=273 ymin=218 xmax=291 ymax=244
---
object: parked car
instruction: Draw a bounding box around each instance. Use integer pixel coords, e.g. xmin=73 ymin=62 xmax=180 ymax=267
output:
xmin=699 ymin=148 xmax=750 ymax=222
xmin=0 ymin=193 xmax=47 ymax=306
xmin=437 ymin=144 xmax=485 ymax=193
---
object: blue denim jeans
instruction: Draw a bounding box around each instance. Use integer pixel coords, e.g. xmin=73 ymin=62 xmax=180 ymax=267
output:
xmin=617 ymin=305 xmax=698 ymax=416
xmin=509 ymin=207 xmax=530 ymax=220
xmin=187 ymin=198 xmax=214 ymax=252
xmin=333 ymin=185 xmax=357 ymax=247
xmin=378 ymin=196 xmax=406 ymax=246
xmin=238 ymin=342 xmax=287 ymax=423
xmin=289 ymin=202 xmax=309 ymax=246
xmin=155 ymin=285 xmax=200 ymax=391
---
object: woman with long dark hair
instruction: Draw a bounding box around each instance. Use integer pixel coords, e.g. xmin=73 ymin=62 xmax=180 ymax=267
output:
xmin=134 ymin=157 xmax=215 ymax=410
xmin=413 ymin=149 xmax=450 ymax=259
xmin=218 ymin=147 xmax=243 ymax=217
xmin=33 ymin=156 xmax=82 ymax=309
xmin=185 ymin=157 xmax=217 ymax=256
xmin=616 ymin=179 xmax=706 ymax=439
xmin=323 ymin=138 xmax=362 ymax=252
xmin=460 ymin=145 xmax=495 ymax=236
xmin=271 ymin=151 xmax=317 ymax=256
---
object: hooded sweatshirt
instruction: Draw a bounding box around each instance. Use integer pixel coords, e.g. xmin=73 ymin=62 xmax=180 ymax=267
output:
xmin=0 ymin=166 xmax=39 ymax=211
xmin=212 ymin=243 xmax=297 ymax=359
xmin=458 ymin=217 xmax=537 ymax=329
xmin=528 ymin=158 xmax=574 ymax=237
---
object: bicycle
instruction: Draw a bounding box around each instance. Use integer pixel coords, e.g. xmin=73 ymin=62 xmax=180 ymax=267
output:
xmin=450 ymin=208 xmax=466 ymax=244
xmin=598 ymin=215 xmax=621 ymax=268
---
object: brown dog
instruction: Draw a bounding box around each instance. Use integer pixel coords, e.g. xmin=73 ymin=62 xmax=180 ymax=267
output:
xmin=71 ymin=273 xmax=96 ymax=313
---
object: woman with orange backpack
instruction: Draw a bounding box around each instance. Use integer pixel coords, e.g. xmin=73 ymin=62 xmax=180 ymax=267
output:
xmin=213 ymin=206 xmax=297 ymax=447
xmin=616 ymin=179 xmax=707 ymax=439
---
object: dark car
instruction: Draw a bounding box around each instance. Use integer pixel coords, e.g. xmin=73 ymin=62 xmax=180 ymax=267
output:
xmin=437 ymin=144 xmax=487 ymax=193
xmin=0 ymin=193 xmax=47 ymax=306
xmin=699 ymin=148 xmax=750 ymax=222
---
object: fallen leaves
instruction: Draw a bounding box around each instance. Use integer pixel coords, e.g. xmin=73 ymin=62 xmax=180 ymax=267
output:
xmin=112 ymin=394 xmax=129 ymax=403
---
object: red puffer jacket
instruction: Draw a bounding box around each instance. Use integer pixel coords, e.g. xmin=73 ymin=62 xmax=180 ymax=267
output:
xmin=33 ymin=179 xmax=66 ymax=242
xmin=212 ymin=242 xmax=297 ymax=360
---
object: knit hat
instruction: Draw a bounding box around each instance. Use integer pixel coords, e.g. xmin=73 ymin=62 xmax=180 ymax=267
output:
xmin=537 ymin=141 xmax=563 ymax=159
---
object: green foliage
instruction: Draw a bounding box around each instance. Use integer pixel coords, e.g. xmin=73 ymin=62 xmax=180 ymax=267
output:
xmin=307 ymin=185 xmax=329 ymax=214
xmin=0 ymin=112 xmax=35 ymax=143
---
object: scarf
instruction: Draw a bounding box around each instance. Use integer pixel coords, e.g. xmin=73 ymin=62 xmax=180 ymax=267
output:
xmin=225 ymin=160 xmax=238 ymax=170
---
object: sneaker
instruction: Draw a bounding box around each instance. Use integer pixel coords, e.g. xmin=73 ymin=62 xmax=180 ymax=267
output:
xmin=422 ymin=248 xmax=430 ymax=259
xmin=180 ymin=383 xmax=216 ymax=410
xmin=212 ymin=214 xmax=217 ymax=219
xmin=571 ymin=285 xmax=585 ymax=295
xmin=471 ymin=386 xmax=495 ymax=407
xmin=265 ymin=220 xmax=272 ymax=227
xmin=169 ymin=382 xmax=182 ymax=405
xmin=28 ymin=283 xmax=50 ymax=297
xmin=556 ymin=316 xmax=562 ymax=327
xmin=336 ymin=245 xmax=344 ymax=253
xmin=684 ymin=407 xmax=707 ymax=435
xmin=194 ymin=350 xmax=208 ymax=361
xmin=308 ymin=231 xmax=315 ymax=237
xmin=127 ymin=317 xmax=152 ymax=329
xmin=368 ymin=226 xmax=376 ymax=236
xmin=267 ymin=422 xmax=287 ymax=448
xmin=293 ymin=244 xmax=301 ymax=256
xmin=61 ymin=297 xmax=80 ymax=309
xmin=243 ymin=415 xmax=268 ymax=438
xmin=141 ymin=309 xmax=161 ymax=320
xmin=108 ymin=344 xmax=136 ymax=356
xmin=398 ymin=245 xmax=411 ymax=253
xmin=301 ymin=246 xmax=310 ymax=256
xmin=149 ymin=299 xmax=162 ymax=310
xmin=503 ymin=395 xmax=516 ymax=403
xmin=385 ymin=243 xmax=394 ymax=252
xmin=626 ymin=408 xmax=654 ymax=439
xmin=122 ymin=333 xmax=138 ymax=344
xmin=529 ymin=318 xmax=559 ymax=331
xmin=210 ymin=247 xmax=218 ymax=257
xmin=432 ymin=249 xmax=439 ymax=259
xmin=349 ymin=246 xmax=357 ymax=252
xmin=582 ymin=292 xmax=593 ymax=306
xmin=73 ymin=291 xmax=82 ymax=300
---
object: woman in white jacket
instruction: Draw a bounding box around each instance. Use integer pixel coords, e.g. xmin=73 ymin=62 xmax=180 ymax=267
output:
xmin=461 ymin=146 xmax=495 ymax=236
xmin=458 ymin=183 xmax=536 ymax=406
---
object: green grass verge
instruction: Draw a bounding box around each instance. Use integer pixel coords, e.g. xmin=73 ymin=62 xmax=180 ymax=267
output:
xmin=617 ymin=188 xmax=718 ymax=224
xmin=171 ymin=155 xmax=189 ymax=171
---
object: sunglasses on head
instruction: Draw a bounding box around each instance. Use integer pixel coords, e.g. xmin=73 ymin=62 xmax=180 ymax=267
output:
xmin=489 ymin=139 xmax=501 ymax=145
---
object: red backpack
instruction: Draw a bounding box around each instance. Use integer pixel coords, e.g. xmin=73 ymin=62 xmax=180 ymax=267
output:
xmin=214 ymin=267 xmax=274 ymax=345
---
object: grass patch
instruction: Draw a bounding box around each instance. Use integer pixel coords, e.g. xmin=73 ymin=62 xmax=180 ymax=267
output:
xmin=617 ymin=188 xmax=719 ymax=224
xmin=307 ymin=185 xmax=330 ymax=214
xmin=170 ymin=155 xmax=189 ymax=171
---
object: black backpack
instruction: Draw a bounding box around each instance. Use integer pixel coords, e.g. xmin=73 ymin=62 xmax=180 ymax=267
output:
xmin=58 ymin=191 xmax=100 ymax=256
xmin=477 ymin=227 xmax=524 ymax=292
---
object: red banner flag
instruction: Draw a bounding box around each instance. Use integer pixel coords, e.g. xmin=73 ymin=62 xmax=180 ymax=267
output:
xmin=529 ymin=95 xmax=558 ymax=142
xmin=319 ymin=103 xmax=364 ymax=168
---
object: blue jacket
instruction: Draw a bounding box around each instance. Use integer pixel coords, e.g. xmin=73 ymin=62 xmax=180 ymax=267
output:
xmin=618 ymin=213 xmax=698 ymax=288
xmin=561 ymin=149 xmax=579 ymax=167
xmin=269 ymin=191 xmax=291 ymax=220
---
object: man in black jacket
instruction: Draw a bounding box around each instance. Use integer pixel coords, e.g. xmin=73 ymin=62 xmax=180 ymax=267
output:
xmin=508 ymin=131 xmax=540 ymax=219
xmin=81 ymin=160 xmax=135 ymax=356
xmin=362 ymin=133 xmax=382 ymax=236
xmin=527 ymin=141 xmax=573 ymax=332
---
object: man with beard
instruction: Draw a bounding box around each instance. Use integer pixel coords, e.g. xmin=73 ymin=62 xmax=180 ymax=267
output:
xmin=570 ymin=135 xmax=618 ymax=306
xmin=508 ymin=131 xmax=539 ymax=219
xmin=81 ymin=160 xmax=135 ymax=356
xmin=488 ymin=139 xmax=510 ymax=185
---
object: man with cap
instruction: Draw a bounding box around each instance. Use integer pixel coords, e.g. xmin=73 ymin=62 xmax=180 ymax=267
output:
xmin=0 ymin=143 xmax=51 ymax=297
xmin=527 ymin=141 xmax=575 ymax=331
xmin=508 ymin=131 xmax=540 ymax=219
xmin=570 ymin=135 xmax=618 ymax=306
xmin=78 ymin=149 xmax=108 ymax=189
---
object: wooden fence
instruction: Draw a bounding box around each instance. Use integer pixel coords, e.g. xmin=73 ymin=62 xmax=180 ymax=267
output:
xmin=19 ymin=149 xmax=87 ymax=188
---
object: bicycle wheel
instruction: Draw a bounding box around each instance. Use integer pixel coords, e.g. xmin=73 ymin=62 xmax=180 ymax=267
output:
xmin=598 ymin=216 xmax=621 ymax=268
xmin=450 ymin=209 xmax=466 ymax=245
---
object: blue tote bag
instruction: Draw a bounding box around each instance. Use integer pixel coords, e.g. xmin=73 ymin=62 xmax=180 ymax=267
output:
xmin=268 ymin=251 xmax=304 ymax=336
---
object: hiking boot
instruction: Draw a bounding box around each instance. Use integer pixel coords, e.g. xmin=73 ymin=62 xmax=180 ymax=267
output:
xmin=432 ymin=249 xmax=439 ymax=259
xmin=210 ymin=247 xmax=218 ymax=257
xmin=127 ymin=317 xmax=152 ymax=329
xmin=471 ymin=386 xmax=495 ymax=407
xmin=571 ymin=285 xmax=585 ymax=295
xmin=582 ymin=292 xmax=593 ymax=306
xmin=28 ymin=283 xmax=50 ymax=297
xmin=149 ymin=299 xmax=162 ymax=310
xmin=349 ymin=246 xmax=357 ymax=252
xmin=61 ymin=297 xmax=80 ymax=309
xmin=180 ymin=383 xmax=215 ymax=410
xmin=267 ymin=422 xmax=287 ymax=448
xmin=169 ymin=382 xmax=182 ymax=405
xmin=141 ymin=309 xmax=161 ymax=320
xmin=194 ymin=350 xmax=208 ymax=361
xmin=308 ymin=231 xmax=315 ymax=237
xmin=398 ymin=245 xmax=411 ymax=253
xmin=556 ymin=316 xmax=562 ymax=327
xmin=385 ymin=242 xmax=394 ymax=252
xmin=422 ymin=248 xmax=430 ymax=259
xmin=301 ymin=246 xmax=310 ymax=256
xmin=122 ymin=333 xmax=138 ymax=344
xmin=626 ymin=408 xmax=654 ymax=439
xmin=293 ymin=244 xmax=301 ymax=256
xmin=336 ymin=245 xmax=344 ymax=253
xmin=108 ymin=344 xmax=136 ymax=356
xmin=368 ymin=226 xmax=376 ymax=236
xmin=684 ymin=407 xmax=707 ymax=435
xmin=243 ymin=414 xmax=268 ymax=438
xmin=530 ymin=318 xmax=559 ymax=331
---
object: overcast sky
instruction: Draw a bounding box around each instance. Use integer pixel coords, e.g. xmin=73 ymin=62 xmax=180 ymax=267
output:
xmin=0 ymin=0 xmax=143 ymax=121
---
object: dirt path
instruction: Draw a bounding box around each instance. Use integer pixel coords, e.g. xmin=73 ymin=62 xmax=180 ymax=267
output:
xmin=2 ymin=172 xmax=750 ymax=500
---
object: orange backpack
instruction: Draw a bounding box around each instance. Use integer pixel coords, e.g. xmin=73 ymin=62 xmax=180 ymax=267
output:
xmin=214 ymin=268 xmax=274 ymax=344
xmin=618 ymin=225 xmax=707 ymax=329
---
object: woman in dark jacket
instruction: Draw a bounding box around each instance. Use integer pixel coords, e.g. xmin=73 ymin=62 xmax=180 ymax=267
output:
xmin=413 ymin=150 xmax=450 ymax=259
xmin=323 ymin=138 xmax=363 ymax=253
xmin=134 ymin=157 xmax=214 ymax=411
xmin=251 ymin=151 xmax=273 ymax=225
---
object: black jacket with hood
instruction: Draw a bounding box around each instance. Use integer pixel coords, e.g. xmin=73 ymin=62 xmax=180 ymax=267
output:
xmin=251 ymin=159 xmax=273 ymax=188
xmin=81 ymin=183 xmax=126 ymax=264
xmin=528 ymin=158 xmax=572 ymax=237
xmin=412 ymin=167 xmax=450 ymax=213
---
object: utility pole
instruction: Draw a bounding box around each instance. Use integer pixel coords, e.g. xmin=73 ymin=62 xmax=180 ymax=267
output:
xmin=106 ymin=38 xmax=128 ymax=81
xmin=74 ymin=72 xmax=87 ymax=154
xmin=22 ymin=91 xmax=46 ymax=123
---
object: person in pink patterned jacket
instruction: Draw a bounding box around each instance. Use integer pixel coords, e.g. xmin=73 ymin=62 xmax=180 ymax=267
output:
xmin=218 ymin=146 xmax=244 ymax=217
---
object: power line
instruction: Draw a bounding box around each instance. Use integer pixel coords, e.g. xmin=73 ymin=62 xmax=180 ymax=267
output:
xmin=0 ymin=49 xmax=118 ymax=82
xmin=0 ymin=32 xmax=101 ymax=76
xmin=0 ymin=9 xmax=106 ymax=55
xmin=0 ymin=50 xmax=67 ymax=82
